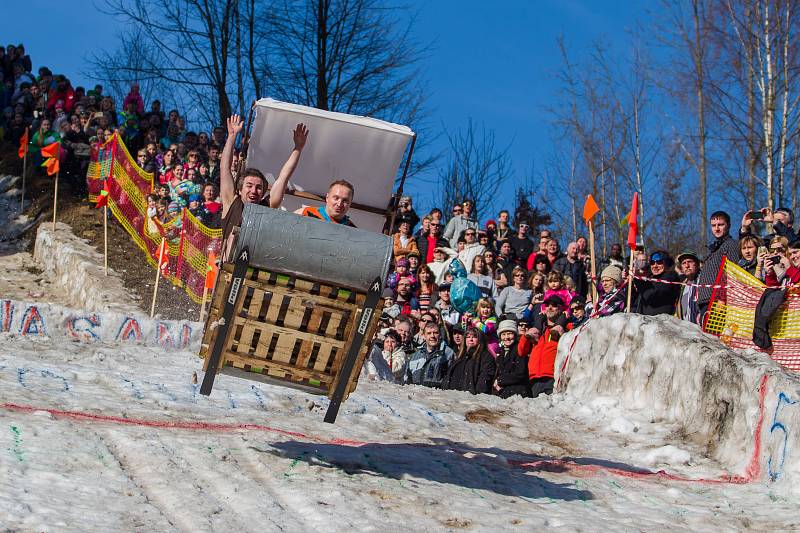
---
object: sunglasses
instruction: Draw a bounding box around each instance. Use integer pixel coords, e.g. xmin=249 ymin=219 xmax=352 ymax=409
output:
xmin=465 ymin=232 xmax=476 ymax=236
xmin=649 ymin=260 xmax=665 ymax=265
xmin=771 ymin=247 xmax=785 ymax=252
xmin=545 ymin=303 xmax=560 ymax=309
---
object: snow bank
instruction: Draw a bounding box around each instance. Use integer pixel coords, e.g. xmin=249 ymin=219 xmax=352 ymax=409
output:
xmin=556 ymin=314 xmax=800 ymax=493
xmin=34 ymin=222 xmax=140 ymax=314
xmin=0 ymin=297 xmax=202 ymax=350
xmin=0 ymin=174 xmax=37 ymax=241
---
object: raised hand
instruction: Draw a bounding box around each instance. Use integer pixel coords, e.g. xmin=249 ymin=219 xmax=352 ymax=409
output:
xmin=227 ymin=114 xmax=244 ymax=137
xmin=293 ymin=123 xmax=309 ymax=151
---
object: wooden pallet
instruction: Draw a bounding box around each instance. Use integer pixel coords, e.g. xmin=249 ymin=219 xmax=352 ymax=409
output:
xmin=199 ymin=264 xmax=380 ymax=399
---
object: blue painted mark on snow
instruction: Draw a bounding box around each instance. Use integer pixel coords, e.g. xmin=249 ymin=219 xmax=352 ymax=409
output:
xmin=141 ymin=381 xmax=177 ymax=401
xmin=227 ymin=390 xmax=237 ymax=409
xmin=120 ymin=378 xmax=145 ymax=400
xmin=372 ymin=396 xmax=399 ymax=417
xmin=40 ymin=370 xmax=69 ymax=392
xmin=768 ymin=392 xmax=797 ymax=481
xmin=250 ymin=385 xmax=267 ymax=410
xmin=16 ymin=368 xmax=27 ymax=387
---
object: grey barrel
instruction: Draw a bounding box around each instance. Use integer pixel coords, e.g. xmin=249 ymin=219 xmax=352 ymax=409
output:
xmin=236 ymin=203 xmax=392 ymax=291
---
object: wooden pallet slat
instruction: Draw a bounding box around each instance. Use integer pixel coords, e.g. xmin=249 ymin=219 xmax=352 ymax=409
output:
xmin=199 ymin=263 xmax=380 ymax=404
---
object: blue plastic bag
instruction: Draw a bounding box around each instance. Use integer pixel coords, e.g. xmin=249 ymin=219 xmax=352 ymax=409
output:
xmin=449 ymin=259 xmax=482 ymax=313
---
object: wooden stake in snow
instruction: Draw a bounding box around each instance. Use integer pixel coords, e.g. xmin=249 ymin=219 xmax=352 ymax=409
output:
xmin=20 ymin=128 xmax=28 ymax=214
xmin=625 ymin=252 xmax=635 ymax=313
xmin=52 ymin=169 xmax=59 ymax=232
xmin=150 ymin=238 xmax=167 ymax=318
xmin=103 ymin=205 xmax=109 ymax=276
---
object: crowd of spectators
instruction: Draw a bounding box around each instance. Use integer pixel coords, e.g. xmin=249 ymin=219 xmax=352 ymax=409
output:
xmin=366 ymin=199 xmax=800 ymax=399
xmin=0 ymin=44 xmax=223 ymax=228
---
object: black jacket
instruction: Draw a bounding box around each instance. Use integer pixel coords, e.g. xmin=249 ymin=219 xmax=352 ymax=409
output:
xmin=463 ymin=350 xmax=496 ymax=395
xmin=634 ymin=270 xmax=681 ymax=316
xmin=553 ymin=256 xmax=589 ymax=297
xmin=443 ymin=356 xmax=468 ymax=391
xmin=495 ymin=345 xmax=531 ymax=399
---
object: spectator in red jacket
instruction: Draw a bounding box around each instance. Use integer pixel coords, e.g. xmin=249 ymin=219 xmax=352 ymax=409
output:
xmin=528 ymin=327 xmax=561 ymax=397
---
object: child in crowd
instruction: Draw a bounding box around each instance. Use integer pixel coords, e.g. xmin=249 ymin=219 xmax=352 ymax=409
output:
xmin=470 ymin=297 xmax=499 ymax=356
xmin=542 ymin=270 xmax=573 ymax=312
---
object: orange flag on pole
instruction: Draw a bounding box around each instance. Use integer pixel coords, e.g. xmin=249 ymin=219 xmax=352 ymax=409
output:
xmin=158 ymin=238 xmax=170 ymax=275
xmin=582 ymin=194 xmax=600 ymax=224
xmin=204 ymin=251 xmax=219 ymax=289
xmin=18 ymin=129 xmax=29 ymax=159
xmin=627 ymin=192 xmax=639 ymax=250
xmin=41 ymin=141 xmax=60 ymax=176
xmin=95 ymin=179 xmax=110 ymax=209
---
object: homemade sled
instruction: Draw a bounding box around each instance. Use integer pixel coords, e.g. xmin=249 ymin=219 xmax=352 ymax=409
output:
xmin=199 ymin=205 xmax=392 ymax=422
xmin=198 ymin=100 xmax=414 ymax=422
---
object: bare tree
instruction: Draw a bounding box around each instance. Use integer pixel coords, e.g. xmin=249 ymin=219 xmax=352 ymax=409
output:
xmin=91 ymin=0 xmax=265 ymax=124
xmin=434 ymin=119 xmax=512 ymax=221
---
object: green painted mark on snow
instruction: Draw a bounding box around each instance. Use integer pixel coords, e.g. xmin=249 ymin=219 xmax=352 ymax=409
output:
xmin=8 ymin=425 xmax=24 ymax=462
xmin=308 ymin=379 xmax=321 ymax=387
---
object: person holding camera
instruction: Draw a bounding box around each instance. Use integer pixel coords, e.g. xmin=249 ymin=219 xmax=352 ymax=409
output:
xmin=763 ymin=236 xmax=792 ymax=287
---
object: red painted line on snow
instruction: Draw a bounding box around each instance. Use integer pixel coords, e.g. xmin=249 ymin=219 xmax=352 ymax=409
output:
xmin=1 ymin=374 xmax=770 ymax=486
xmin=0 ymin=402 xmax=364 ymax=446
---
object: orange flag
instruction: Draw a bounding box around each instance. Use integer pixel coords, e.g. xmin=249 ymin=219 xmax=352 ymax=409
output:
xmin=41 ymin=142 xmax=60 ymax=159
xmin=582 ymin=194 xmax=600 ymax=224
xmin=158 ymin=239 xmax=170 ymax=275
xmin=18 ymin=129 xmax=29 ymax=159
xmin=41 ymin=141 xmax=61 ymax=176
xmin=42 ymin=157 xmax=59 ymax=176
xmin=95 ymin=179 xmax=110 ymax=209
xmin=204 ymin=251 xmax=219 ymax=289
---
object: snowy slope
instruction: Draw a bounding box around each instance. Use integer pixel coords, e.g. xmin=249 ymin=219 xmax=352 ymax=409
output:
xmin=1 ymin=329 xmax=798 ymax=532
xmin=1 ymin=211 xmax=799 ymax=531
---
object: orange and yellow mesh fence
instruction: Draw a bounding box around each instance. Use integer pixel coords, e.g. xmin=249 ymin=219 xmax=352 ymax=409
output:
xmin=704 ymin=258 xmax=800 ymax=371
xmin=87 ymin=133 xmax=222 ymax=304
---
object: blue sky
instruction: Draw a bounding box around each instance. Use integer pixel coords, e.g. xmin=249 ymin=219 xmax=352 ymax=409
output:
xmin=6 ymin=0 xmax=648 ymax=220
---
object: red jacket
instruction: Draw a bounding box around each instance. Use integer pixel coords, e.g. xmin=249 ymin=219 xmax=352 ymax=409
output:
xmin=765 ymin=264 xmax=800 ymax=287
xmin=528 ymin=329 xmax=559 ymax=379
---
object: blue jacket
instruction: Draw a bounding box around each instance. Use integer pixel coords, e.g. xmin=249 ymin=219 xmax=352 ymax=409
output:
xmin=403 ymin=344 xmax=454 ymax=388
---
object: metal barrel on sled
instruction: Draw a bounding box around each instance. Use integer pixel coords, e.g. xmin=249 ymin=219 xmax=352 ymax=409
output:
xmin=198 ymin=203 xmax=392 ymax=423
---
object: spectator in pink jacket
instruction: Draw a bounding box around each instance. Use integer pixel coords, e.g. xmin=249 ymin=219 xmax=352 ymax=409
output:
xmin=123 ymin=82 xmax=144 ymax=116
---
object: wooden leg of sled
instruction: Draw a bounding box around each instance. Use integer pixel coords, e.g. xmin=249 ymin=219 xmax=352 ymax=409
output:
xmin=324 ymin=277 xmax=382 ymax=424
xmin=200 ymin=247 xmax=250 ymax=396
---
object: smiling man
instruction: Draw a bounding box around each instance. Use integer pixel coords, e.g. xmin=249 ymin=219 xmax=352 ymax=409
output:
xmin=220 ymin=113 xmax=309 ymax=260
xmin=296 ymin=180 xmax=357 ymax=227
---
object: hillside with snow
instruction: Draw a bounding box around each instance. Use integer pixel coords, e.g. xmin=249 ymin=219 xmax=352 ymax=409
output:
xmin=0 ymin=177 xmax=799 ymax=532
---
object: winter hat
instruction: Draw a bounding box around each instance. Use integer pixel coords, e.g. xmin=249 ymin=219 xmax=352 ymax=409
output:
xmin=601 ymin=265 xmax=623 ymax=283
xmin=497 ymin=319 xmax=517 ymax=336
xmin=188 ymin=194 xmax=201 ymax=203
xmin=485 ymin=219 xmax=497 ymax=229
xmin=676 ymin=250 xmax=700 ymax=264
xmin=396 ymin=257 xmax=410 ymax=268
xmin=543 ymin=295 xmax=564 ymax=308
xmin=167 ymin=202 xmax=181 ymax=216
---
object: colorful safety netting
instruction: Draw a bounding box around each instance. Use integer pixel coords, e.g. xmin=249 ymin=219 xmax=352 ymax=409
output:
xmin=87 ymin=134 xmax=222 ymax=304
xmin=704 ymin=258 xmax=800 ymax=371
